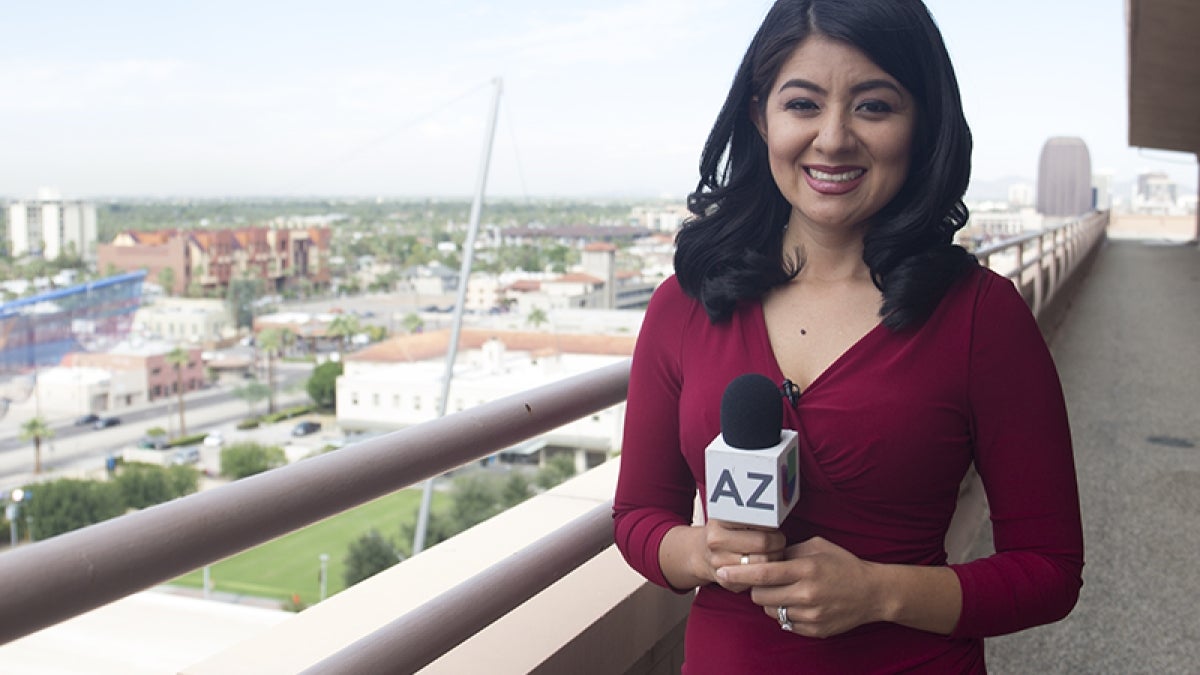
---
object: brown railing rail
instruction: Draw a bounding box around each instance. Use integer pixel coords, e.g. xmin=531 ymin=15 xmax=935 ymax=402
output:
xmin=0 ymin=361 xmax=632 ymax=645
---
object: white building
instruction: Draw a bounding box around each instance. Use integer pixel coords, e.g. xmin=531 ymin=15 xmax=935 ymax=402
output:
xmin=1007 ymin=183 xmax=1035 ymax=208
xmin=6 ymin=191 xmax=99 ymax=261
xmin=335 ymin=328 xmax=635 ymax=470
xmin=134 ymin=297 xmax=236 ymax=346
xmin=630 ymin=204 xmax=690 ymax=233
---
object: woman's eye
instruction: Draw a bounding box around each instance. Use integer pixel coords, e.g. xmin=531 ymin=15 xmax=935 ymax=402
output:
xmin=784 ymin=98 xmax=818 ymax=112
xmin=856 ymin=100 xmax=893 ymax=115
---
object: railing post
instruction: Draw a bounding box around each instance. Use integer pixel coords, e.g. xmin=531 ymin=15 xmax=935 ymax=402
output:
xmin=1033 ymin=234 xmax=1045 ymax=315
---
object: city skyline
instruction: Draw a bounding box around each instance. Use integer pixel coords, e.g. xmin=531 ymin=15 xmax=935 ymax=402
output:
xmin=2 ymin=0 xmax=1196 ymax=200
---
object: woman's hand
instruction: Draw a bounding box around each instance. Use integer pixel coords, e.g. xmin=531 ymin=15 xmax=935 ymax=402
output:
xmin=702 ymin=519 xmax=788 ymax=592
xmin=716 ymin=536 xmax=884 ymax=638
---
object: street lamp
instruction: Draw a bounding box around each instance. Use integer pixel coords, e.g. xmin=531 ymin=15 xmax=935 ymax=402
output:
xmin=6 ymin=488 xmax=25 ymax=547
xmin=318 ymin=553 xmax=329 ymax=602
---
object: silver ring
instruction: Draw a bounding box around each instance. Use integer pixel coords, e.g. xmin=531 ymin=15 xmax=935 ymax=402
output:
xmin=739 ymin=554 xmax=750 ymax=565
xmin=778 ymin=605 xmax=793 ymax=632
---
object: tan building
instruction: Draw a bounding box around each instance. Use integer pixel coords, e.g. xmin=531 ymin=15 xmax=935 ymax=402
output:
xmin=97 ymin=226 xmax=331 ymax=296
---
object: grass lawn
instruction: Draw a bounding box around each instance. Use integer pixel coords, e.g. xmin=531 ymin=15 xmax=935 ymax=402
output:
xmin=170 ymin=487 xmax=447 ymax=606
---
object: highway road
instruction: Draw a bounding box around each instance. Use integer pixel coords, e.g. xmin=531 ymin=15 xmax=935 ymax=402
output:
xmin=0 ymin=367 xmax=311 ymax=488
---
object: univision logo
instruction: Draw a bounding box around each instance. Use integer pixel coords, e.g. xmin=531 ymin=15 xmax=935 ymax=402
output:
xmin=779 ymin=452 xmax=798 ymax=503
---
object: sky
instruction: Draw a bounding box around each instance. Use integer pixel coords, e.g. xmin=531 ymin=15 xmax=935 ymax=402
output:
xmin=1 ymin=0 xmax=1195 ymax=201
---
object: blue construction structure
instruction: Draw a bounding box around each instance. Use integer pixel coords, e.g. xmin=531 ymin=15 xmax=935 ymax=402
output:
xmin=0 ymin=271 xmax=146 ymax=374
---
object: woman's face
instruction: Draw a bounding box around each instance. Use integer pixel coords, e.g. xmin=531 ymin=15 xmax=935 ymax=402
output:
xmin=753 ymin=35 xmax=916 ymax=235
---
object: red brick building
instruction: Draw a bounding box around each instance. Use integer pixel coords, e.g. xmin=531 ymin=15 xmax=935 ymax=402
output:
xmin=97 ymin=226 xmax=332 ymax=296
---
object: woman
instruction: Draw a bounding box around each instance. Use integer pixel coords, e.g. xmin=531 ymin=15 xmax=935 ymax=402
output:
xmin=612 ymin=0 xmax=1084 ymax=672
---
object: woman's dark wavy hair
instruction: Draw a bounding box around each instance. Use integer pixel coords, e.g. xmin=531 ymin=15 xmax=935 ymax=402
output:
xmin=674 ymin=0 xmax=976 ymax=330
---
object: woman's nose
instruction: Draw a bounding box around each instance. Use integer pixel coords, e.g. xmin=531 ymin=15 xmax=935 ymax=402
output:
xmin=813 ymin=113 xmax=854 ymax=155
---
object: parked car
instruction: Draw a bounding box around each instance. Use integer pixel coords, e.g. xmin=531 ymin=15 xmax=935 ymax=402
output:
xmin=203 ymin=431 xmax=224 ymax=447
xmin=291 ymin=421 xmax=321 ymax=437
xmin=74 ymin=413 xmax=100 ymax=426
xmin=94 ymin=416 xmax=121 ymax=430
xmin=170 ymin=447 xmax=201 ymax=465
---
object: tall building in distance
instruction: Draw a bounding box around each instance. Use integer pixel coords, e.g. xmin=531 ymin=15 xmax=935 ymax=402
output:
xmin=6 ymin=189 xmax=98 ymax=261
xmin=1037 ymin=137 xmax=1094 ymax=217
xmin=1132 ymin=171 xmax=1180 ymax=214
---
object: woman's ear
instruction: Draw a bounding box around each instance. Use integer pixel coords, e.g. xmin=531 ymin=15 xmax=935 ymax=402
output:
xmin=750 ymin=97 xmax=767 ymax=140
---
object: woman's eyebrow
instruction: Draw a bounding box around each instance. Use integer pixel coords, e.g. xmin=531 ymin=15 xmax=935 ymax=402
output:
xmin=776 ymin=78 xmax=902 ymax=96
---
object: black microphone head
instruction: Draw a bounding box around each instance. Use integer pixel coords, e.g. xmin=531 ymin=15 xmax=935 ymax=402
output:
xmin=720 ymin=373 xmax=783 ymax=450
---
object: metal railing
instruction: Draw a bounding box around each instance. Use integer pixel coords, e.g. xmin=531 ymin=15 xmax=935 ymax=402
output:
xmin=972 ymin=211 xmax=1108 ymax=316
xmin=0 ymin=361 xmax=631 ymax=645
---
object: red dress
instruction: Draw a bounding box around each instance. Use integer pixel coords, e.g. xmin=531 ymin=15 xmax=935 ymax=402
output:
xmin=613 ymin=267 xmax=1083 ymax=674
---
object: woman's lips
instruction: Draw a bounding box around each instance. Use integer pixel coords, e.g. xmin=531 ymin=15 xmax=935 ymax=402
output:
xmin=803 ymin=166 xmax=866 ymax=195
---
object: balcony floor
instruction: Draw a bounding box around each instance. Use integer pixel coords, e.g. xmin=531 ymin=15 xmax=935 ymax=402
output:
xmin=970 ymin=239 xmax=1200 ymax=672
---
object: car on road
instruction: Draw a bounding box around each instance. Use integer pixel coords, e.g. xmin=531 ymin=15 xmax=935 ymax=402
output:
xmin=170 ymin=447 xmax=201 ymax=465
xmin=291 ymin=421 xmax=321 ymax=437
xmin=74 ymin=413 xmax=100 ymax=426
xmin=94 ymin=416 xmax=121 ymax=430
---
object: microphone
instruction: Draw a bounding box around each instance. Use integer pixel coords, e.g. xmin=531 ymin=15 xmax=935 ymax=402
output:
xmin=704 ymin=373 xmax=800 ymax=528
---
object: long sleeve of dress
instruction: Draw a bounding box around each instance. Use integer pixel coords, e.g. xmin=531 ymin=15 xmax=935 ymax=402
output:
xmin=612 ymin=278 xmax=699 ymax=590
xmin=950 ymin=274 xmax=1085 ymax=637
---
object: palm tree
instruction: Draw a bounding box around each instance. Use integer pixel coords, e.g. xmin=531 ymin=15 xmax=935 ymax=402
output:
xmin=19 ymin=416 xmax=53 ymax=475
xmin=327 ymin=314 xmax=361 ymax=360
xmin=165 ymin=347 xmax=190 ymax=437
xmin=257 ymin=327 xmax=294 ymax=414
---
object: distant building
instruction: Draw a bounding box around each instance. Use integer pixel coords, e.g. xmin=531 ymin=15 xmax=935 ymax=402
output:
xmin=97 ymin=226 xmax=331 ymax=296
xmin=1132 ymin=171 xmax=1180 ymax=214
xmin=1037 ymin=137 xmax=1094 ymax=217
xmin=6 ymin=192 xmax=98 ymax=261
xmin=336 ymin=328 xmax=635 ymax=469
xmin=133 ymin=297 xmax=236 ymax=347
xmin=1007 ymin=183 xmax=1034 ymax=209
xmin=630 ymin=204 xmax=690 ymax=233
xmin=43 ymin=341 xmax=205 ymax=414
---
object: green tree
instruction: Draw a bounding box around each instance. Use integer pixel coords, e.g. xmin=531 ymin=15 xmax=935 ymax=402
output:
xmin=114 ymin=463 xmax=198 ymax=509
xmin=157 ymin=267 xmax=176 ymax=295
xmin=19 ymin=416 xmax=53 ymax=475
xmin=401 ymin=312 xmax=424 ymax=334
xmin=21 ymin=478 xmax=124 ymax=540
xmin=166 ymin=347 xmax=190 ymax=437
xmin=231 ymin=379 xmax=272 ymax=416
xmin=226 ymin=277 xmax=264 ymax=329
xmin=500 ymin=471 xmax=533 ymax=508
xmin=306 ymin=361 xmax=343 ymax=410
xmin=257 ymin=327 xmax=294 ymax=414
xmin=535 ymin=453 xmax=577 ymax=490
xmin=398 ymin=472 xmax=511 ymax=554
xmin=343 ymin=529 xmax=401 ymax=587
xmin=527 ymin=307 xmax=549 ymax=330
xmin=219 ymin=442 xmax=287 ymax=480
